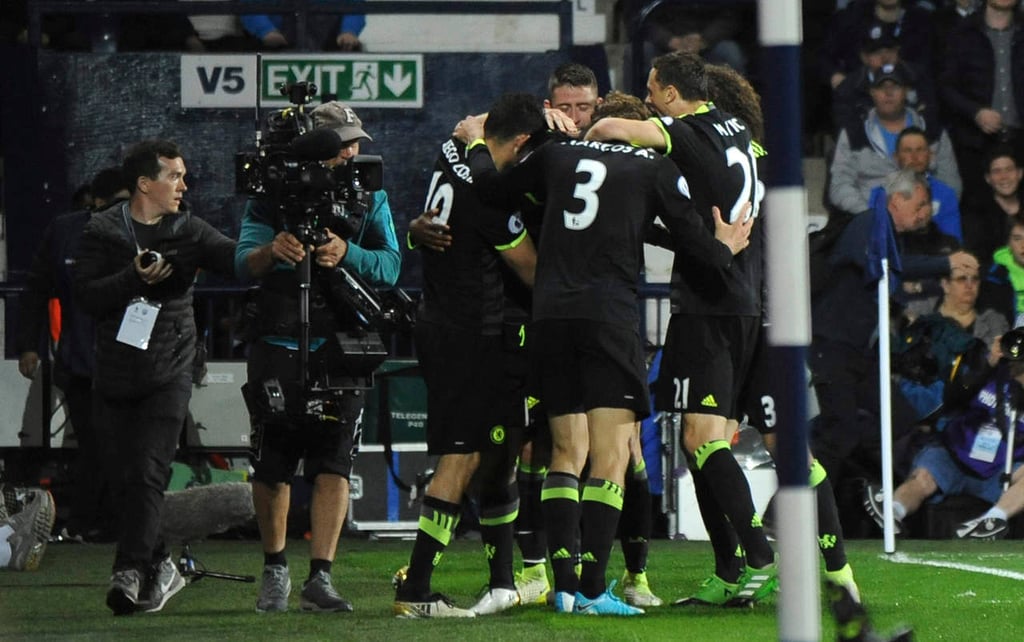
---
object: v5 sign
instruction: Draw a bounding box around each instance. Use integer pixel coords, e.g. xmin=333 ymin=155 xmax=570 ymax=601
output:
xmin=181 ymin=54 xmax=423 ymax=109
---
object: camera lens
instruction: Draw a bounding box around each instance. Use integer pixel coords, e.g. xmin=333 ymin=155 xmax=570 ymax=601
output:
xmin=140 ymin=251 xmax=160 ymax=268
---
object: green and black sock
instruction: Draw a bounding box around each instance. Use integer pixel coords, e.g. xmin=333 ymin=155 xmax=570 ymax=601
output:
xmin=578 ymin=477 xmax=624 ymax=599
xmin=541 ymin=471 xmax=580 ymax=594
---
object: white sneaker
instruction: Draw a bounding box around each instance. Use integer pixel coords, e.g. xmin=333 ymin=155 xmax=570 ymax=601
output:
xmin=471 ymin=587 xmax=520 ymax=615
xmin=394 ymin=592 xmax=477 ymax=618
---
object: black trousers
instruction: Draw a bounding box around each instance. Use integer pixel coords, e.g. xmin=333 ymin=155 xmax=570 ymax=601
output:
xmin=99 ymin=372 xmax=192 ymax=572
xmin=61 ymin=374 xmax=115 ymax=535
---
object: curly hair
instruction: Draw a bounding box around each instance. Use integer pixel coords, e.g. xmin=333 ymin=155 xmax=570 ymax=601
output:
xmin=705 ymin=64 xmax=764 ymax=143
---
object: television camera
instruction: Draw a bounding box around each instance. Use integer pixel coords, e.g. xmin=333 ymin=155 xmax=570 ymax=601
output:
xmin=236 ymin=81 xmax=415 ymax=429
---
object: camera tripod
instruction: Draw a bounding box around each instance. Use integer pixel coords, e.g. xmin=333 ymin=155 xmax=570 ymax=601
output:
xmin=177 ymin=543 xmax=255 ymax=584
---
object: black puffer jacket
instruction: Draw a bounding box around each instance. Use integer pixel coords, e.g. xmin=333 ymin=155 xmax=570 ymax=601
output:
xmin=73 ymin=202 xmax=236 ymax=399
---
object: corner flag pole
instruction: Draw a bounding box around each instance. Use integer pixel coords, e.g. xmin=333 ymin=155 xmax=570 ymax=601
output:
xmin=758 ymin=2 xmax=820 ymax=641
xmin=878 ymin=259 xmax=897 ymax=553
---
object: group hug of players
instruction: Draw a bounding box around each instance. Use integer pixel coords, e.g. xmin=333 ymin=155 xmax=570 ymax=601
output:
xmin=392 ymin=51 xmax=859 ymax=618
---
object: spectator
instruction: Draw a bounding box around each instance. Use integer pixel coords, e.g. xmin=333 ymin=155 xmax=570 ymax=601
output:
xmin=864 ymin=327 xmax=1024 ymax=540
xmin=989 ymin=213 xmax=1024 ymax=326
xmin=963 ymin=145 xmax=1023 ymax=265
xmin=938 ymin=0 xmax=1024 ymax=203
xmin=895 ymin=251 xmax=1008 ymax=420
xmin=832 ymin=30 xmax=940 ymax=131
xmin=830 ymin=63 xmax=962 ymax=215
xmin=16 ymin=167 xmax=129 ymax=543
xmin=811 ymin=169 xmax=976 ymax=490
xmin=241 ymin=0 xmax=366 ymax=51
xmin=931 ymin=0 xmax=981 ymax=74
xmin=820 ymin=0 xmax=934 ymax=91
xmin=869 ymin=126 xmax=963 ymax=241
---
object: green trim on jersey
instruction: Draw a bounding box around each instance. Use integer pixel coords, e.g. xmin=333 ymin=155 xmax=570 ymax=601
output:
xmin=495 ymin=228 xmax=528 ymax=252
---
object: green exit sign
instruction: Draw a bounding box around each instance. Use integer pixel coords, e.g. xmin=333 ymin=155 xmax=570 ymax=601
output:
xmin=260 ymin=54 xmax=422 ymax=108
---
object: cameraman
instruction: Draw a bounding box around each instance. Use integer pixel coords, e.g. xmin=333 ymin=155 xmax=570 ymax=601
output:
xmin=73 ymin=140 xmax=238 ymax=615
xmin=235 ymin=101 xmax=400 ymax=613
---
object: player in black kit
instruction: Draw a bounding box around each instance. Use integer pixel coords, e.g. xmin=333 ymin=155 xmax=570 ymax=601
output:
xmin=459 ymin=92 xmax=752 ymax=616
xmin=392 ymin=135 xmax=537 ymax=619
xmin=586 ymin=51 xmax=776 ymax=607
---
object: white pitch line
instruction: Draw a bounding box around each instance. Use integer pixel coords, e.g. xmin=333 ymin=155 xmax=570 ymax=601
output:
xmin=882 ymin=552 xmax=1024 ymax=581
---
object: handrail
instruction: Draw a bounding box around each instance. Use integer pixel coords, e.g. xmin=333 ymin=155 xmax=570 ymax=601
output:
xmin=26 ymin=0 xmax=575 ymax=51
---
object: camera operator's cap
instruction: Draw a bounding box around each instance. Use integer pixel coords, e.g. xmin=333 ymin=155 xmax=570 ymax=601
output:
xmin=869 ymin=63 xmax=909 ymax=88
xmin=311 ymin=101 xmax=373 ymax=143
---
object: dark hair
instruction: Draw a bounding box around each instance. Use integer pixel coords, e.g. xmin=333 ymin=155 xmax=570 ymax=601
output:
xmin=547 ymin=62 xmax=598 ymax=96
xmin=484 ymin=93 xmax=546 ymax=143
xmin=592 ymin=90 xmax=650 ymax=124
xmin=896 ymin=126 xmax=927 ymax=149
xmin=985 ymin=143 xmax=1020 ymax=172
xmin=90 ymin=166 xmax=129 ymax=203
xmin=705 ymin=63 xmax=764 ymax=142
xmin=650 ymin=51 xmax=707 ymax=102
xmin=1007 ymin=212 xmax=1024 ymax=238
xmin=122 ymin=139 xmax=182 ymax=194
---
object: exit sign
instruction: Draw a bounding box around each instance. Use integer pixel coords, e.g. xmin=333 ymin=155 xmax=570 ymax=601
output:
xmin=181 ymin=54 xmax=423 ymax=109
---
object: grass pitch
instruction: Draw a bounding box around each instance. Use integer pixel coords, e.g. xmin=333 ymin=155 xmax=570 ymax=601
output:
xmin=1 ymin=537 xmax=1022 ymax=641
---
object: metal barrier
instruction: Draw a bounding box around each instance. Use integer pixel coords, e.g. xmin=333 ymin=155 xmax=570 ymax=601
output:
xmin=26 ymin=0 xmax=575 ymax=51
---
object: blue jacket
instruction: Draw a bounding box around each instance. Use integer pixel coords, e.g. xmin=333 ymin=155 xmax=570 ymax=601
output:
xmin=812 ymin=209 xmax=952 ymax=351
xmin=241 ymin=1 xmax=366 ymax=42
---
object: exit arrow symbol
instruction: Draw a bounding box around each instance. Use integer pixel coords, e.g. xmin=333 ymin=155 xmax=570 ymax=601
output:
xmin=383 ymin=64 xmax=412 ymax=97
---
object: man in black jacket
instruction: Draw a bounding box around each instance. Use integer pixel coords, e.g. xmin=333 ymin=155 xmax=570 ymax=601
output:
xmin=16 ymin=167 xmax=127 ymax=542
xmin=73 ymin=140 xmax=237 ymax=616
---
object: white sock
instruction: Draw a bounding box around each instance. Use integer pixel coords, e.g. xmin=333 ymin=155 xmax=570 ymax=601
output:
xmin=982 ymin=507 xmax=1008 ymax=521
xmin=893 ymin=502 xmax=907 ymax=521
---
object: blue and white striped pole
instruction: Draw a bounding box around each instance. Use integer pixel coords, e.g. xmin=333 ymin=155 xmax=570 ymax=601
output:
xmin=758 ymin=2 xmax=820 ymax=640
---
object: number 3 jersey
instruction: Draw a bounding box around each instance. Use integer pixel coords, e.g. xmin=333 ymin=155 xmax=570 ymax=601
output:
xmin=653 ymin=104 xmax=765 ymax=317
xmin=417 ymin=137 xmax=528 ymax=334
xmin=469 ymin=137 xmax=733 ymax=328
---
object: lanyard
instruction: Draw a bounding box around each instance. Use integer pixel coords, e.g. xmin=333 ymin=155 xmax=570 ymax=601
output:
xmin=120 ymin=202 xmax=144 ymax=255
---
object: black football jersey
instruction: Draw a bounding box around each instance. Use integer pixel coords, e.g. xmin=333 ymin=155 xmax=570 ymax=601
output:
xmin=470 ymin=138 xmax=733 ymax=327
xmin=653 ymin=103 xmax=765 ymax=316
xmin=417 ymin=138 xmax=527 ymax=334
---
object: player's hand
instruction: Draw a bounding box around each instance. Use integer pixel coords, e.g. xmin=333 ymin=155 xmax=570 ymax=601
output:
xmin=134 ymin=250 xmax=174 ymax=285
xmin=544 ymin=108 xmax=579 ymax=137
xmin=314 ymin=229 xmax=348 ymax=268
xmin=453 ymin=114 xmax=486 ymax=144
xmin=270 ymin=231 xmax=306 ymax=266
xmin=712 ymin=204 xmax=753 ymax=255
xmin=18 ymin=351 xmax=39 ymax=380
xmin=409 ymin=208 xmax=451 ymax=252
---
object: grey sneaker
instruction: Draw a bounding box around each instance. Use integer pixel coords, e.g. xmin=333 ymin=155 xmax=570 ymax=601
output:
xmin=140 ymin=555 xmax=186 ymax=613
xmin=107 ymin=568 xmax=143 ymax=616
xmin=1 ymin=489 xmax=56 ymax=571
xmin=300 ymin=569 xmax=353 ymax=612
xmin=956 ymin=516 xmax=1009 ymax=540
xmin=256 ymin=564 xmax=292 ymax=613
xmin=863 ymin=484 xmax=903 ymax=536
